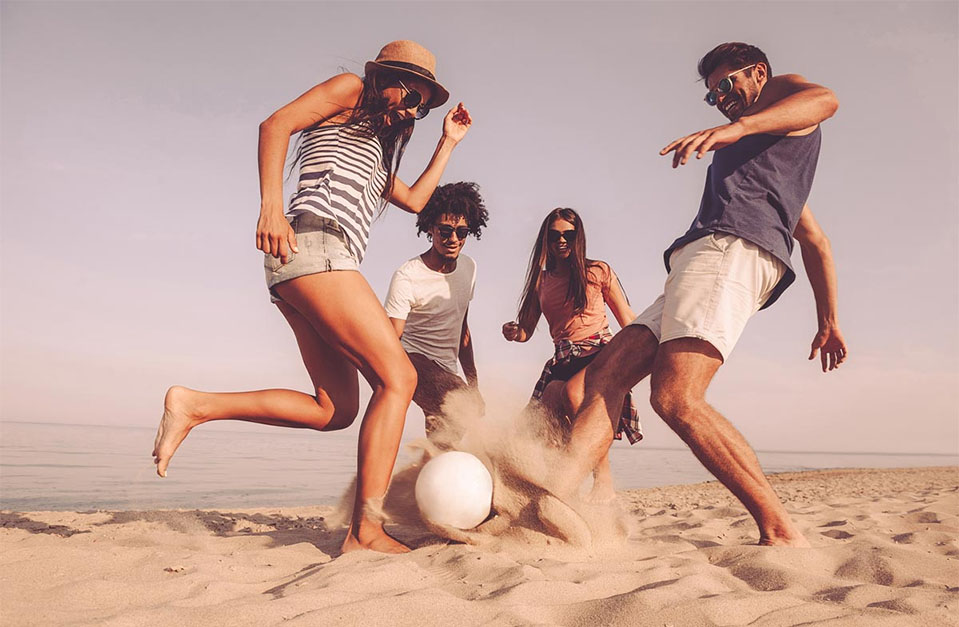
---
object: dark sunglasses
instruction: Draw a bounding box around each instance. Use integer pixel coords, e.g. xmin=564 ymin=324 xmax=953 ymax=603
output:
xmin=547 ymin=229 xmax=577 ymax=244
xmin=436 ymin=225 xmax=470 ymax=241
xmin=704 ymin=64 xmax=756 ymax=106
xmin=397 ymin=79 xmax=430 ymax=120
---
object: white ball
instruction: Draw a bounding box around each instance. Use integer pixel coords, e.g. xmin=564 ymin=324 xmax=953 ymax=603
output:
xmin=415 ymin=451 xmax=493 ymax=529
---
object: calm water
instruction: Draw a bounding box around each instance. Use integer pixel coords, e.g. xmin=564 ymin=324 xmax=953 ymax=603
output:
xmin=1 ymin=421 xmax=955 ymax=511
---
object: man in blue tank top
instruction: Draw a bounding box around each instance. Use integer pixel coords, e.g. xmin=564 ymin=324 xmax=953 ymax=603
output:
xmin=561 ymin=43 xmax=848 ymax=547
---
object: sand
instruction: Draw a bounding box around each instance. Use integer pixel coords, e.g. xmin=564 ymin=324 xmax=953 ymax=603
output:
xmin=2 ymin=466 xmax=956 ymax=626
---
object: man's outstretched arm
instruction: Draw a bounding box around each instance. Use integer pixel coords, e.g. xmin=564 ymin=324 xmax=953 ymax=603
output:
xmin=794 ymin=204 xmax=848 ymax=372
xmin=662 ymin=74 xmax=839 ymax=167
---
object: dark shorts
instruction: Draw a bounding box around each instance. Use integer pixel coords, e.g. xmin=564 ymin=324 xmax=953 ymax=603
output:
xmin=406 ymin=352 xmax=469 ymax=433
xmin=545 ymin=351 xmax=600 ymax=382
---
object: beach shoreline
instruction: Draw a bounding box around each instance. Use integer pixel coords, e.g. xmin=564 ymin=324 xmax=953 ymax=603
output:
xmin=2 ymin=466 xmax=956 ymax=626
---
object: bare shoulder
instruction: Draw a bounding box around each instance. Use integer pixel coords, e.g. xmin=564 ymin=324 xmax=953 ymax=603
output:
xmin=759 ymin=74 xmax=817 ymax=102
xmin=316 ymin=72 xmax=364 ymax=101
xmin=587 ymin=259 xmax=612 ymax=281
xmin=324 ymin=72 xmax=364 ymax=90
xmin=590 ymin=259 xmax=611 ymax=272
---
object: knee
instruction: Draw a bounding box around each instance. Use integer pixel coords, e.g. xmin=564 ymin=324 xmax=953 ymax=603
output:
xmin=582 ymin=358 xmax=627 ymax=399
xmin=383 ymin=359 xmax=417 ymax=400
xmin=319 ymin=395 xmax=360 ymax=432
xmin=649 ymin=380 xmax=699 ymax=434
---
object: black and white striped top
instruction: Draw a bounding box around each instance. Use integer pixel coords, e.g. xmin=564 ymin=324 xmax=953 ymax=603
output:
xmin=288 ymin=123 xmax=388 ymax=262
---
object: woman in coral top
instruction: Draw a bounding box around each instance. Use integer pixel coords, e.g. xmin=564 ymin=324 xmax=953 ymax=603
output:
xmin=503 ymin=208 xmax=642 ymax=501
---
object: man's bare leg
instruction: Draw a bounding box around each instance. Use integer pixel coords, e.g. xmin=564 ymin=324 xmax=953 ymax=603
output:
xmin=557 ymin=373 xmax=614 ymax=502
xmin=560 ymin=326 xmax=659 ymax=495
xmin=650 ymin=337 xmax=809 ymax=547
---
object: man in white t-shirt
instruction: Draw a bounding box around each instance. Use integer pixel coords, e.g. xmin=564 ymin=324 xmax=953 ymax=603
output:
xmin=384 ymin=182 xmax=489 ymax=439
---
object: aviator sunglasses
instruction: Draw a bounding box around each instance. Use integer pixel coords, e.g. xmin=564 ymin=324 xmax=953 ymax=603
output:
xmin=396 ymin=79 xmax=430 ymax=120
xmin=547 ymin=229 xmax=577 ymax=244
xmin=704 ymin=64 xmax=756 ymax=106
xmin=436 ymin=225 xmax=471 ymax=240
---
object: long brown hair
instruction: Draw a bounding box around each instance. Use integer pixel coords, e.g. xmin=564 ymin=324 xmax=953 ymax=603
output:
xmin=290 ymin=69 xmax=416 ymax=206
xmin=517 ymin=208 xmax=598 ymax=326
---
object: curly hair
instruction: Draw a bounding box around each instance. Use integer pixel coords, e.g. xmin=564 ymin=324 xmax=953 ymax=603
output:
xmin=698 ymin=42 xmax=772 ymax=82
xmin=416 ymin=181 xmax=488 ymax=239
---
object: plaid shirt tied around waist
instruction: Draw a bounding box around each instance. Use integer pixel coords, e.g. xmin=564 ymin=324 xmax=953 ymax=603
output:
xmin=531 ymin=327 xmax=643 ymax=444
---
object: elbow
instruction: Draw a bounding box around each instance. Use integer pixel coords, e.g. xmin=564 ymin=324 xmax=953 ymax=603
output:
xmin=820 ymin=89 xmax=839 ymax=120
xmin=259 ymin=116 xmax=277 ymax=134
xmin=800 ymin=231 xmax=831 ymax=254
xmin=259 ymin=115 xmax=292 ymax=139
xmin=406 ymin=197 xmax=427 ymax=214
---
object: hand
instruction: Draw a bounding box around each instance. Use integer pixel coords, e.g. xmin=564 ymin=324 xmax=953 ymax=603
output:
xmin=660 ymin=121 xmax=747 ymax=168
xmin=502 ymin=321 xmax=521 ymax=342
xmin=256 ymin=211 xmax=298 ymax=263
xmin=442 ymin=103 xmax=472 ymax=144
xmin=809 ymin=325 xmax=847 ymax=372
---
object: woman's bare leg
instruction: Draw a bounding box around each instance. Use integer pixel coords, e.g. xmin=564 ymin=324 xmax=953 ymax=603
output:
xmin=154 ymin=270 xmax=415 ymax=553
xmin=152 ymin=302 xmax=359 ymax=477
xmin=275 ymin=271 xmax=417 ymax=554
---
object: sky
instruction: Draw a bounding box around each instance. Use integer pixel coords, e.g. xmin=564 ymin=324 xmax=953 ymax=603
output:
xmin=1 ymin=1 xmax=957 ymax=456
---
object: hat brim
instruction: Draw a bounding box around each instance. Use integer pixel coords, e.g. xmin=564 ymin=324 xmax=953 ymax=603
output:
xmin=364 ymin=61 xmax=450 ymax=109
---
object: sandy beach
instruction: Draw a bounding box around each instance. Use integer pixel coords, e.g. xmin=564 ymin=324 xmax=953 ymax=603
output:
xmin=2 ymin=466 xmax=956 ymax=626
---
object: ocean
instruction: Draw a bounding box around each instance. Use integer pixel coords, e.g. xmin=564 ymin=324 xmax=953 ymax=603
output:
xmin=1 ymin=421 xmax=955 ymax=511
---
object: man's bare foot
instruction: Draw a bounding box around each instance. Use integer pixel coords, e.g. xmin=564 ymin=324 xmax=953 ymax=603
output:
xmin=152 ymin=386 xmax=200 ymax=478
xmin=341 ymin=519 xmax=410 ymax=554
xmin=758 ymin=522 xmax=812 ymax=547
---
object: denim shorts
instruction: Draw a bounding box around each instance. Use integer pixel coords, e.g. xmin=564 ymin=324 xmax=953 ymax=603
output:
xmin=264 ymin=212 xmax=359 ymax=303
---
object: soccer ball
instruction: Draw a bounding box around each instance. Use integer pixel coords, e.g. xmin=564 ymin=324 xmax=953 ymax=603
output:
xmin=414 ymin=451 xmax=493 ymax=529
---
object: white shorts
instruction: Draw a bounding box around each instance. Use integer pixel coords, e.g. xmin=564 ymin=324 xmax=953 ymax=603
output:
xmin=632 ymin=233 xmax=786 ymax=361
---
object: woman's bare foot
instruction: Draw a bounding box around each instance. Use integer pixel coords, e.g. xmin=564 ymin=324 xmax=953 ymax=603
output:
xmin=341 ymin=518 xmax=410 ymax=554
xmin=152 ymin=386 xmax=201 ymax=477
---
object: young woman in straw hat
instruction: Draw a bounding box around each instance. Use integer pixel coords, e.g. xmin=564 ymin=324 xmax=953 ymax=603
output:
xmin=153 ymin=41 xmax=472 ymax=554
xmin=503 ymin=208 xmax=642 ymax=502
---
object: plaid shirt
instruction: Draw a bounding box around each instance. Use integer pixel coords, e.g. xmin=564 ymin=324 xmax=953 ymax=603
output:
xmin=531 ymin=327 xmax=643 ymax=444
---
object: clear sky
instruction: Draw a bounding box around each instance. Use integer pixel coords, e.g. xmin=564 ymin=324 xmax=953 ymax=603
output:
xmin=2 ymin=1 xmax=957 ymax=455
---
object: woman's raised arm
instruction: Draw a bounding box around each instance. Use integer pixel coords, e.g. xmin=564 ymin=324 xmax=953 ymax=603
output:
xmin=389 ymin=104 xmax=472 ymax=214
xmin=256 ymin=74 xmax=364 ymax=261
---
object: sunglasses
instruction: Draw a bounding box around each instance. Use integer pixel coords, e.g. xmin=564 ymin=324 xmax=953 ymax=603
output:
xmin=397 ymin=79 xmax=430 ymax=120
xmin=436 ymin=225 xmax=470 ymax=241
xmin=704 ymin=64 xmax=756 ymax=106
xmin=547 ymin=229 xmax=577 ymax=244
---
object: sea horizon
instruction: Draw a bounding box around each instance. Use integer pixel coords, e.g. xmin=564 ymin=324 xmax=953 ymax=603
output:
xmin=1 ymin=420 xmax=956 ymax=512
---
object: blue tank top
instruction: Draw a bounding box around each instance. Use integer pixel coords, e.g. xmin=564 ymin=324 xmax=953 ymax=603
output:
xmin=664 ymin=126 xmax=822 ymax=309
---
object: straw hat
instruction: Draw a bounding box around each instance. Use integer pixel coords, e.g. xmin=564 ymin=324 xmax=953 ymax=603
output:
xmin=365 ymin=40 xmax=450 ymax=108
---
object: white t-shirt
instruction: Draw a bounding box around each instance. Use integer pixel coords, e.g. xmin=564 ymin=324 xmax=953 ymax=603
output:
xmin=384 ymin=254 xmax=477 ymax=375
